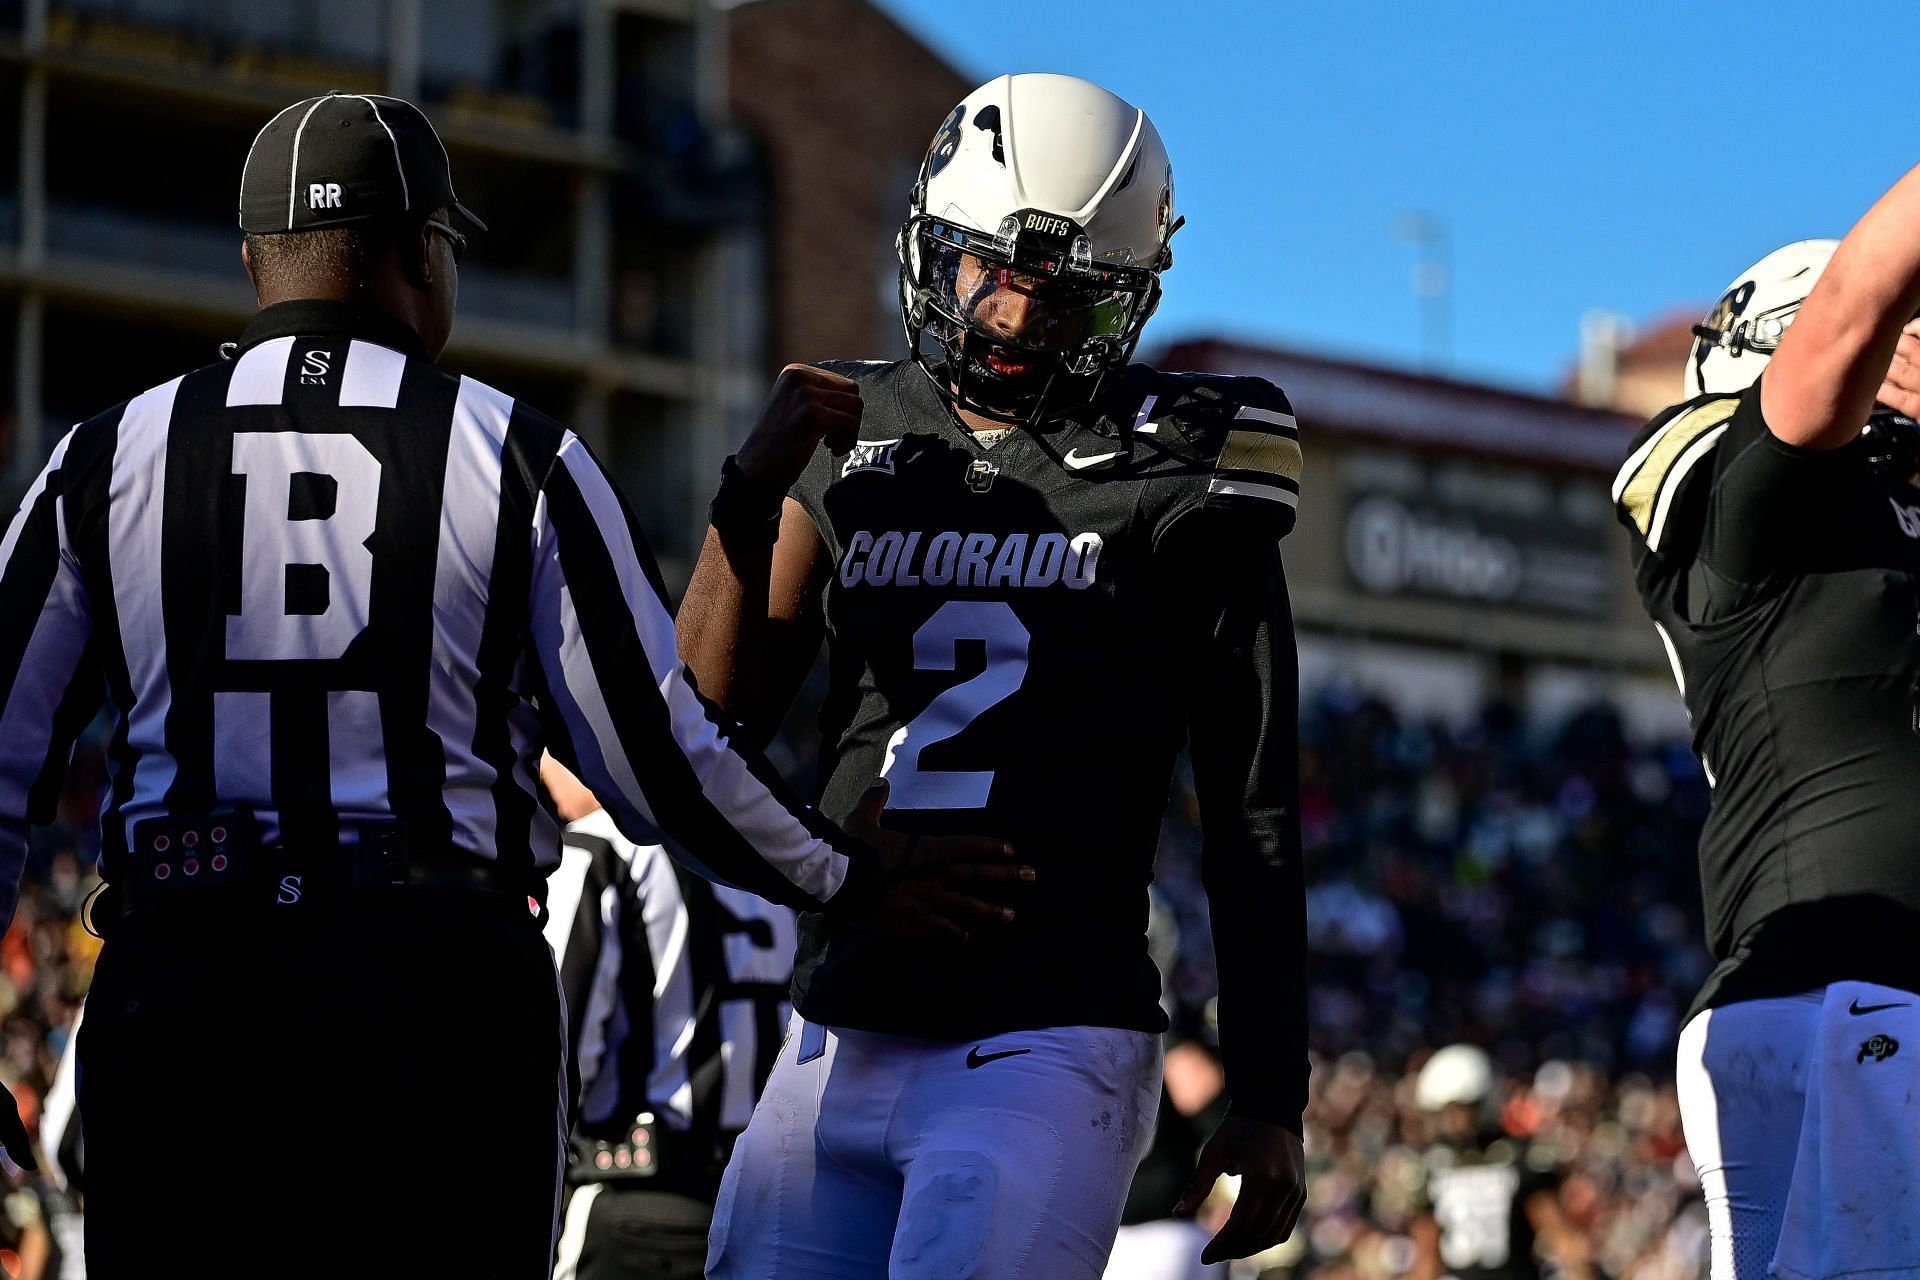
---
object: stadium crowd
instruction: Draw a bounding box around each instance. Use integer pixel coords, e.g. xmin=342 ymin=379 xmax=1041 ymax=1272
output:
xmin=1146 ymin=680 xmax=1715 ymax=1278
xmin=0 ymin=679 xmax=1717 ymax=1278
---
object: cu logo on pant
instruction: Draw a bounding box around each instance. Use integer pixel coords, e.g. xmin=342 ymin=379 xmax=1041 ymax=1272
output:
xmin=227 ymin=432 xmax=381 ymax=661
xmin=1859 ymin=1034 xmax=1899 ymax=1063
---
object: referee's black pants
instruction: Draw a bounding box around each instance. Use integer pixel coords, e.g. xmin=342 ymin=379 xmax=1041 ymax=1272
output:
xmin=555 ymin=1184 xmax=714 ymax=1280
xmin=77 ymin=888 xmax=565 ymax=1279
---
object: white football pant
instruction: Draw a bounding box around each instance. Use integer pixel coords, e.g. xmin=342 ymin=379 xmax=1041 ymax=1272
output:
xmin=708 ymin=1016 xmax=1162 ymax=1279
xmin=1677 ymin=983 xmax=1920 ymax=1280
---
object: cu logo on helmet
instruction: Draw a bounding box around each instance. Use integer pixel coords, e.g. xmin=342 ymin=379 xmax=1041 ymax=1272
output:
xmin=925 ymin=105 xmax=966 ymax=179
xmin=1704 ymin=282 xmax=1756 ymax=345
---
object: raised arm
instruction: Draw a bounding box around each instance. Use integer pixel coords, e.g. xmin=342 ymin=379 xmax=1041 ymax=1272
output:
xmin=678 ymin=365 xmax=855 ymax=746
xmin=528 ymin=430 xmax=1025 ymax=936
xmin=1764 ymin=163 xmax=1920 ymax=449
xmin=1161 ymin=506 xmax=1308 ymax=1264
xmin=678 ymin=505 xmax=830 ymax=749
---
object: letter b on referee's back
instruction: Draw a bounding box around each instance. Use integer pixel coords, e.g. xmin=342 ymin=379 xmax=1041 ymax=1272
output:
xmin=226 ymin=431 xmax=381 ymax=661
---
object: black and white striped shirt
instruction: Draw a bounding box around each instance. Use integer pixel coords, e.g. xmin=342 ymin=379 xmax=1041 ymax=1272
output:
xmin=0 ymin=299 xmax=872 ymax=924
xmin=544 ymin=810 xmax=794 ymax=1172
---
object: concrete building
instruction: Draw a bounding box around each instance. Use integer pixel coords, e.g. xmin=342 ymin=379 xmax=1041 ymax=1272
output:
xmin=1157 ymin=337 xmax=1685 ymax=739
xmin=0 ymin=0 xmax=766 ymax=578
xmin=726 ymin=0 xmax=968 ymax=370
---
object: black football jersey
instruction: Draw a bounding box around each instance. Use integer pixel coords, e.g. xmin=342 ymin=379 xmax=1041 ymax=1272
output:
xmin=1615 ymin=380 xmax=1920 ymax=1017
xmin=785 ymin=358 xmax=1309 ymax=1123
xmin=1421 ymin=1140 xmax=1553 ymax=1280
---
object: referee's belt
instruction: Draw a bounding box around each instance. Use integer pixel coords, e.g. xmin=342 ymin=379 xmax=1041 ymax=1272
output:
xmin=110 ymin=810 xmax=533 ymax=916
xmin=567 ymin=1114 xmax=725 ymax=1192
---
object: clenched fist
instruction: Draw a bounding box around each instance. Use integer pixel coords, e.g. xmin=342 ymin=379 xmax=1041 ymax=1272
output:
xmin=737 ymin=365 xmax=863 ymax=493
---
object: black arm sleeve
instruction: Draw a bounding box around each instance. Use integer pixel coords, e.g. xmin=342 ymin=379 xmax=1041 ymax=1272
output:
xmin=1695 ymin=380 xmax=1860 ymax=606
xmin=1158 ymin=506 xmax=1308 ymax=1134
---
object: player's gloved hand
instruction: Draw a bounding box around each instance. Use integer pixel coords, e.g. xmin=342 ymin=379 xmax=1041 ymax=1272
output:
xmin=736 ymin=364 xmax=863 ymax=492
xmin=0 ymin=1082 xmax=36 ymax=1172
xmin=1174 ymin=1114 xmax=1304 ymax=1264
xmin=839 ymin=780 xmax=1032 ymax=942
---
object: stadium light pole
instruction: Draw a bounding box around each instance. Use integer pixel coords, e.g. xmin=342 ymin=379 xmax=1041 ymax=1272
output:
xmin=1395 ymin=212 xmax=1452 ymax=372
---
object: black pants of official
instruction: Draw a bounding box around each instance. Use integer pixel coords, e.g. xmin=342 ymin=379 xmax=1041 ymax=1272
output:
xmin=77 ymin=889 xmax=565 ymax=1279
xmin=555 ymin=1184 xmax=712 ymax=1280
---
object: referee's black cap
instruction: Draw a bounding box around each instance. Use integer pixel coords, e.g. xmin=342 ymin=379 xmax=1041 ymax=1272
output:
xmin=239 ymin=91 xmax=486 ymax=235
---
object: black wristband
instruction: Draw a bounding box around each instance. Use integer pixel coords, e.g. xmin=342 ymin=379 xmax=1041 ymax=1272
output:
xmin=709 ymin=455 xmax=785 ymax=547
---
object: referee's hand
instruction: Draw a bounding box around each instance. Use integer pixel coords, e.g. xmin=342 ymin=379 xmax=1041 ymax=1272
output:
xmin=0 ymin=1084 xmax=35 ymax=1172
xmin=841 ymin=781 xmax=1033 ymax=942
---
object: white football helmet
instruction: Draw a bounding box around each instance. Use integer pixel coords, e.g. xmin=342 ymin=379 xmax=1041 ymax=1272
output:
xmin=898 ymin=73 xmax=1179 ymax=423
xmin=1685 ymin=239 xmax=1838 ymax=399
xmin=1414 ymin=1043 xmax=1493 ymax=1112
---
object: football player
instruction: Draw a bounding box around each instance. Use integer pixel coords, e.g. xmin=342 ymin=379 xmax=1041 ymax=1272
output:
xmin=1613 ymin=159 xmax=1920 ymax=1279
xmin=679 ymin=73 xmax=1309 ymax=1277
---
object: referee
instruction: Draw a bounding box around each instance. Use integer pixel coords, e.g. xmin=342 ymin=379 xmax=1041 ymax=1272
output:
xmin=0 ymin=92 xmax=1022 ymax=1279
xmin=542 ymin=757 xmax=796 ymax=1279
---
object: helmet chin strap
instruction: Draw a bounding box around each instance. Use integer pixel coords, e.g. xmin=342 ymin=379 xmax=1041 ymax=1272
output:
xmin=946 ymin=331 xmax=1065 ymax=427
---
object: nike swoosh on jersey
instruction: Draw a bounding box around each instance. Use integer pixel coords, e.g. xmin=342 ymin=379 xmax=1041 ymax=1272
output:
xmin=965 ymin=1046 xmax=1032 ymax=1068
xmin=1849 ymin=999 xmax=1912 ymax=1016
xmin=1063 ymin=449 xmax=1122 ymax=469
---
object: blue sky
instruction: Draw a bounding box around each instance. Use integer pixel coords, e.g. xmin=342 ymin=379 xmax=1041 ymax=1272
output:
xmin=873 ymin=1 xmax=1920 ymax=393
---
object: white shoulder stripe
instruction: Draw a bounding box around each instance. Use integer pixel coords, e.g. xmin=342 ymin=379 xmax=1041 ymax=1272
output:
xmin=1207 ymin=475 xmax=1299 ymax=507
xmin=338 ymin=340 xmax=408 ymax=408
xmin=1234 ymin=404 xmax=1298 ymax=433
xmin=1613 ymin=414 xmax=1678 ymax=503
xmin=1646 ymin=424 xmax=1729 ymax=552
xmin=226 ymin=336 xmax=296 ymax=407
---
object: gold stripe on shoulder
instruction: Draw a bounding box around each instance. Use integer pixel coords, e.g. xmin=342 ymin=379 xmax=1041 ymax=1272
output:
xmin=1619 ymin=398 xmax=1739 ymax=536
xmin=1218 ymin=428 xmax=1303 ymax=482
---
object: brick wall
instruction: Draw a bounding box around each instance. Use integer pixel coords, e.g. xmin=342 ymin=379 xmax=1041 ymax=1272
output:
xmin=727 ymin=0 xmax=969 ymax=369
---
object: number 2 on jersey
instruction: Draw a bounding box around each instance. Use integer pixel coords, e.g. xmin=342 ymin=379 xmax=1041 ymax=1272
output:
xmin=880 ymin=600 xmax=1030 ymax=809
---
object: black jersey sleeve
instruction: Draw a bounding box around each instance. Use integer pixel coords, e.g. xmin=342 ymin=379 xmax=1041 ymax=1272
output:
xmin=1695 ymin=379 xmax=1862 ymax=593
xmin=1614 ymin=381 xmax=1858 ymax=621
xmin=1151 ymin=375 xmax=1302 ymax=543
xmin=1156 ymin=502 xmax=1308 ymax=1133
